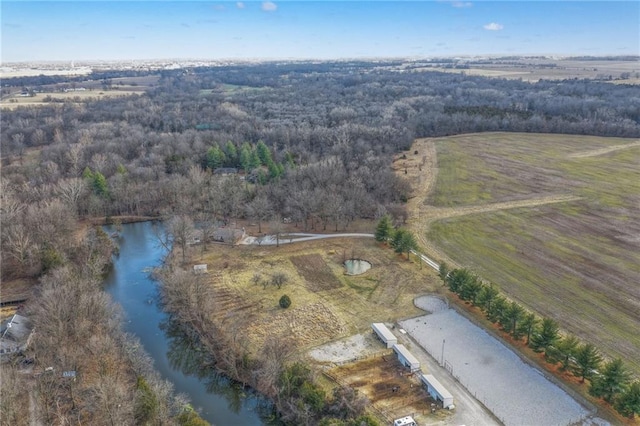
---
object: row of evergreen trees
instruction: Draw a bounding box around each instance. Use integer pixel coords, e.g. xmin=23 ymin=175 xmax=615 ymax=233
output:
xmin=204 ymin=140 xmax=294 ymax=183
xmin=374 ymin=214 xmax=418 ymax=258
xmin=439 ymin=265 xmax=640 ymax=419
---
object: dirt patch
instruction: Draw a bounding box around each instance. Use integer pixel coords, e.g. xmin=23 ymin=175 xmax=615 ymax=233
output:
xmin=329 ymin=356 xmax=446 ymax=423
xmin=290 ymin=254 xmax=343 ymax=292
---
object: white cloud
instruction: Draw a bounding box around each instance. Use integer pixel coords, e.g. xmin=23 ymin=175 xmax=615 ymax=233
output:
xmin=236 ymin=2 xmax=245 ymax=9
xmin=438 ymin=0 xmax=472 ymax=8
xmin=483 ymin=22 xmax=504 ymax=31
xmin=262 ymin=1 xmax=277 ymax=12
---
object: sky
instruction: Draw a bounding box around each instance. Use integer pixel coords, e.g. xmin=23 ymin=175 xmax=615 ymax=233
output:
xmin=1 ymin=1 xmax=638 ymax=63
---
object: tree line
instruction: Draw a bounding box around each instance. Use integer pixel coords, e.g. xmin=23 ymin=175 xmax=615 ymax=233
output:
xmin=0 ymin=226 xmax=209 ymax=425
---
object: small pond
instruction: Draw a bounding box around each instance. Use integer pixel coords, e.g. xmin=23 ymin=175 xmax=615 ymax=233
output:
xmin=344 ymin=259 xmax=372 ymax=275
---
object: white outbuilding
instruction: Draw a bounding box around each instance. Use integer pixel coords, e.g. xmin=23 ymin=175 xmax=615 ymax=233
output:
xmin=393 ymin=416 xmax=417 ymax=426
xmin=420 ymin=373 xmax=454 ymax=408
xmin=193 ymin=264 xmax=208 ymax=274
xmin=371 ymin=322 xmax=397 ymax=348
xmin=392 ymin=344 xmax=420 ymax=372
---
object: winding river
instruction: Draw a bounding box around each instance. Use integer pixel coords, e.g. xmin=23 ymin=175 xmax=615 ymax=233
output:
xmin=103 ymin=221 xmax=264 ymax=425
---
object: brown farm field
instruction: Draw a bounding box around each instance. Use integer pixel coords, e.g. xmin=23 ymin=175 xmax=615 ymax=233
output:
xmin=0 ymin=88 xmax=144 ymax=109
xmin=410 ymin=58 xmax=640 ymax=83
xmin=190 ymin=237 xmax=441 ymax=356
xmin=397 ymin=132 xmax=640 ymax=376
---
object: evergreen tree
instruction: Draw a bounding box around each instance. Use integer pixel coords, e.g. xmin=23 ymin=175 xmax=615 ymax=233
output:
xmin=374 ymin=215 xmax=393 ymax=242
xmin=249 ymin=150 xmax=262 ymax=170
xmin=530 ymin=318 xmax=560 ymax=354
xmin=256 ymin=141 xmax=272 ymax=166
xmin=223 ymin=141 xmax=238 ymax=167
xmin=476 ymin=284 xmax=499 ymax=313
xmin=615 ymin=381 xmax=640 ymax=419
xmin=390 ymin=228 xmax=417 ymax=259
xmin=548 ymin=334 xmax=579 ymax=370
xmin=502 ymin=301 xmax=525 ymax=339
xmin=206 ymin=146 xmax=226 ymax=169
xmin=446 ymin=268 xmax=473 ymax=294
xmin=279 ymin=295 xmax=292 ymax=309
xmin=590 ymin=358 xmax=631 ymax=403
xmin=239 ymin=143 xmax=252 ymax=171
xmin=572 ymin=343 xmax=602 ymax=383
xmin=83 ymin=167 xmax=109 ymax=198
xmin=438 ymin=261 xmax=449 ymax=282
xmin=459 ymin=275 xmax=483 ymax=304
xmin=516 ymin=312 xmax=538 ymax=346
xmin=486 ymin=295 xmax=507 ymax=323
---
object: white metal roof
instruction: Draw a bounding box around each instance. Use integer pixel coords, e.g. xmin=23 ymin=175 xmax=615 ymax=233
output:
xmin=372 ymin=322 xmax=396 ymax=342
xmin=420 ymin=373 xmax=453 ymax=401
xmin=392 ymin=344 xmax=420 ymax=366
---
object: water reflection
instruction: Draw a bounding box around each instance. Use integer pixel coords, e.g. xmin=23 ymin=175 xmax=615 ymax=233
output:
xmin=162 ymin=318 xmax=257 ymax=415
xmin=103 ymin=221 xmax=266 ymax=425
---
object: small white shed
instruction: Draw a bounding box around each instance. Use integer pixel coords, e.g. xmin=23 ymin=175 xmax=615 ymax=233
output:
xmin=393 ymin=416 xmax=417 ymax=426
xmin=420 ymin=373 xmax=454 ymax=408
xmin=392 ymin=344 xmax=420 ymax=372
xmin=193 ymin=264 xmax=207 ymax=274
xmin=371 ymin=323 xmax=397 ymax=348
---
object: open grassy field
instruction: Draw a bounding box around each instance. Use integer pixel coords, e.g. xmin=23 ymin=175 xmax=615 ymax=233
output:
xmin=191 ymin=236 xmax=441 ymax=356
xmin=401 ymin=132 xmax=640 ymax=376
xmin=411 ymin=58 xmax=640 ymax=84
xmin=0 ymin=88 xmax=144 ymax=109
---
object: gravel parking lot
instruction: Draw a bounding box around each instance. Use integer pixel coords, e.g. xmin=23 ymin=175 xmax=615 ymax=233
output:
xmin=308 ymin=332 xmax=383 ymax=364
xmin=401 ymin=296 xmax=592 ymax=426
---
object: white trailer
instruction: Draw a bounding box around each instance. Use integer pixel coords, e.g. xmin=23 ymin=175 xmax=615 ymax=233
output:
xmin=392 ymin=344 xmax=420 ymax=372
xmin=420 ymin=373 xmax=454 ymax=408
xmin=371 ymin=322 xmax=397 ymax=348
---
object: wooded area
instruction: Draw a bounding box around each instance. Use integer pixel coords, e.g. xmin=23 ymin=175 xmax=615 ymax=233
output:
xmin=2 ymin=60 xmax=640 ymax=424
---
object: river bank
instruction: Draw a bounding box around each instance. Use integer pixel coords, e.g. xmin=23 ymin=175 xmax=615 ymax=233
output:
xmin=104 ymin=221 xmax=265 ymax=425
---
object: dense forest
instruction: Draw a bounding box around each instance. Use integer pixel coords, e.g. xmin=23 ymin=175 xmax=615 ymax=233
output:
xmin=3 ymin=62 xmax=640 ymax=277
xmin=2 ymin=60 xmax=640 ymax=424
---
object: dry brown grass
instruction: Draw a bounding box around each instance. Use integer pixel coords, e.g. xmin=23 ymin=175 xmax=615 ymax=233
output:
xmin=190 ymin=237 xmax=441 ymax=356
xmin=411 ymin=59 xmax=640 ymax=84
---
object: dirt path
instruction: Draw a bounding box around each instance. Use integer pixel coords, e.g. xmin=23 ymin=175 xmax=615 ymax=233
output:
xmin=397 ymin=137 xmax=582 ymax=269
xmin=566 ymin=140 xmax=640 ymax=158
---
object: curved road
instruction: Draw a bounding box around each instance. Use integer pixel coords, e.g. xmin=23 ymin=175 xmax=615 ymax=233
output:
xmin=239 ymin=232 xmax=374 ymax=245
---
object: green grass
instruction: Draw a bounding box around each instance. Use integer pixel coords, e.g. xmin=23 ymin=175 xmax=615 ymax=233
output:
xmin=429 ymin=133 xmax=638 ymax=207
xmin=426 ymin=133 xmax=640 ymax=376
